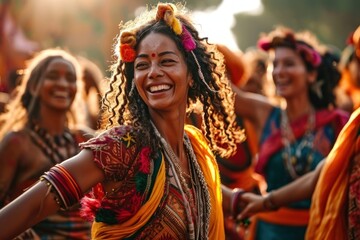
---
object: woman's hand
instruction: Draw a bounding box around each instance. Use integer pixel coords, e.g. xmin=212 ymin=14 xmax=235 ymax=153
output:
xmin=236 ymin=192 xmax=267 ymax=220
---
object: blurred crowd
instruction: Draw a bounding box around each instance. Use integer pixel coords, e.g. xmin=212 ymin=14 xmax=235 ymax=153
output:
xmin=0 ymin=1 xmax=359 ymax=239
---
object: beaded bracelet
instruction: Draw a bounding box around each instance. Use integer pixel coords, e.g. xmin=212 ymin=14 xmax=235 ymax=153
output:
xmin=263 ymin=191 xmax=279 ymax=211
xmin=40 ymin=164 xmax=83 ymax=210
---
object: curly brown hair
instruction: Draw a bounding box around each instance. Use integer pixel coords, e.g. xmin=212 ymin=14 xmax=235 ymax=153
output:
xmin=99 ymin=3 xmax=244 ymax=158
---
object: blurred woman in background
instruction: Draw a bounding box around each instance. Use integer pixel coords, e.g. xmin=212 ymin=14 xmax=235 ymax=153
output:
xmin=231 ymin=26 xmax=349 ymax=240
xmin=0 ymin=48 xmax=92 ymax=239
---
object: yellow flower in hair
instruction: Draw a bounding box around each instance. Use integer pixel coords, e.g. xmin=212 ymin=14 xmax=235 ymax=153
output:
xmin=171 ymin=18 xmax=182 ymax=35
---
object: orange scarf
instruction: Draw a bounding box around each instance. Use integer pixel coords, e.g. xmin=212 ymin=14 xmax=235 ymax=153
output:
xmin=91 ymin=125 xmax=225 ymax=239
xmin=306 ymin=108 xmax=360 ymax=240
xmin=339 ymin=71 xmax=360 ymax=111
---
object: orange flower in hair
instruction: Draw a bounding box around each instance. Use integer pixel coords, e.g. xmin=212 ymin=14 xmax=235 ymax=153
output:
xmin=120 ymin=31 xmax=136 ymax=62
xmin=120 ymin=44 xmax=136 ymax=63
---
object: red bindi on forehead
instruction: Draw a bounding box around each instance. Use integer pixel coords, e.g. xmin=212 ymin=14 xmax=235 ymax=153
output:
xmin=151 ymin=53 xmax=156 ymax=58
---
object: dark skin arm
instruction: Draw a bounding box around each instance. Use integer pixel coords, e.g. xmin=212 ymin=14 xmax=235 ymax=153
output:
xmin=0 ymin=150 xmax=104 ymax=240
xmin=237 ymin=160 xmax=324 ymax=220
xmin=231 ymin=83 xmax=274 ymax=140
xmin=0 ymin=132 xmax=24 ymax=207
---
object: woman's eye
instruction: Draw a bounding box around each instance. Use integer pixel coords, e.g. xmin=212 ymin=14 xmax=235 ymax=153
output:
xmin=135 ymin=62 xmax=149 ymax=70
xmin=162 ymin=59 xmax=176 ymax=65
xmin=46 ymin=74 xmax=59 ymax=80
xmin=66 ymin=74 xmax=77 ymax=83
xmin=284 ymin=61 xmax=295 ymax=67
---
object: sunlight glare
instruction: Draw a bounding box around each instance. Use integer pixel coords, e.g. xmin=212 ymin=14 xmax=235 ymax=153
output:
xmin=192 ymin=0 xmax=263 ymax=51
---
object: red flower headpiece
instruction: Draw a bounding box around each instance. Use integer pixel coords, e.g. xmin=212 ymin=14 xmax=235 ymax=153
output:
xmin=119 ymin=31 xmax=137 ymax=63
xmin=120 ymin=44 xmax=136 ymax=63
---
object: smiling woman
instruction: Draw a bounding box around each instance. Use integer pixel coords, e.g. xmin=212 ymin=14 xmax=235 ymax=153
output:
xmin=133 ymin=33 xmax=191 ymax=112
xmin=0 ymin=2 xmax=245 ymax=240
xmin=231 ymin=26 xmax=350 ymax=240
xmin=0 ymin=48 xmax=92 ymax=239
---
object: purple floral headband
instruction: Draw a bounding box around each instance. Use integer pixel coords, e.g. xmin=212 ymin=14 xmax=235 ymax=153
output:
xmin=119 ymin=3 xmax=196 ymax=63
xmin=257 ymin=36 xmax=322 ymax=68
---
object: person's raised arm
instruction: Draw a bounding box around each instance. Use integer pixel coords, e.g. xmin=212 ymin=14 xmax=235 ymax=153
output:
xmin=0 ymin=149 xmax=104 ymax=240
xmin=231 ymin=83 xmax=273 ymax=138
xmin=237 ymin=160 xmax=324 ymax=220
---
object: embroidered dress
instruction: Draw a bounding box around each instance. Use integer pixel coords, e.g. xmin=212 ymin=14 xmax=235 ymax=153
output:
xmin=247 ymin=107 xmax=349 ymax=240
xmin=79 ymin=125 xmax=224 ymax=239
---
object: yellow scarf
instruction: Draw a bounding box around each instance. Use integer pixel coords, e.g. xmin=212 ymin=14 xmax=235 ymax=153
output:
xmin=185 ymin=125 xmax=225 ymax=239
xmin=306 ymin=108 xmax=360 ymax=240
xmin=91 ymin=125 xmax=225 ymax=239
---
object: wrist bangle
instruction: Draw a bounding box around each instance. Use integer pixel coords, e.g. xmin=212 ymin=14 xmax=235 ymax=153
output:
xmin=231 ymin=188 xmax=245 ymax=218
xmin=263 ymin=191 xmax=279 ymax=211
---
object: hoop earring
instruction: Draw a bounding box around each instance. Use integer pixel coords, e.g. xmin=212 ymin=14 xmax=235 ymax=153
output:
xmin=311 ymin=80 xmax=324 ymax=99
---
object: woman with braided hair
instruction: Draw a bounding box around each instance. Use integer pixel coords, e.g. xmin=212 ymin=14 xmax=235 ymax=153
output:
xmin=0 ymin=3 xmax=245 ymax=239
xmin=230 ymin=26 xmax=349 ymax=239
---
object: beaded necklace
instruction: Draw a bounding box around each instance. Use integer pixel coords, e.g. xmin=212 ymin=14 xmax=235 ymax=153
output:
xmin=281 ymin=108 xmax=315 ymax=179
xmin=151 ymin=122 xmax=210 ymax=239
xmin=27 ymin=122 xmax=78 ymax=164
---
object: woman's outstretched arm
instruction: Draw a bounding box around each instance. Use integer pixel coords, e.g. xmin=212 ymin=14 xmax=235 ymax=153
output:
xmin=237 ymin=160 xmax=324 ymax=220
xmin=0 ymin=149 xmax=104 ymax=240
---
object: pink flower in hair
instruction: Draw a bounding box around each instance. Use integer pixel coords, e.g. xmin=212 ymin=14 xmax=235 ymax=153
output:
xmin=257 ymin=38 xmax=272 ymax=51
xmin=181 ymin=26 xmax=196 ymax=51
xmin=297 ymin=44 xmax=322 ymax=67
xmin=311 ymin=51 xmax=322 ymax=67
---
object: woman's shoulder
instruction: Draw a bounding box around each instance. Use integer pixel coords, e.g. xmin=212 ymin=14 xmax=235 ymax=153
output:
xmin=1 ymin=129 xmax=32 ymax=146
xmin=0 ymin=130 xmax=33 ymax=163
xmin=79 ymin=125 xmax=142 ymax=181
xmin=81 ymin=125 xmax=136 ymax=146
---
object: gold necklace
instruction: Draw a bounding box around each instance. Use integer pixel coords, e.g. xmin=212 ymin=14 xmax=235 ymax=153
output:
xmin=281 ymin=108 xmax=315 ymax=179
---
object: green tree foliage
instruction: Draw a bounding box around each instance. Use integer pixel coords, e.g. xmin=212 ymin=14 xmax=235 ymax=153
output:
xmin=234 ymin=0 xmax=360 ymax=51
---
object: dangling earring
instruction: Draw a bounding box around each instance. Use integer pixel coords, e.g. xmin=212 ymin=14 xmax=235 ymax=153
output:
xmin=129 ymin=80 xmax=136 ymax=96
xmin=311 ymin=80 xmax=324 ymax=99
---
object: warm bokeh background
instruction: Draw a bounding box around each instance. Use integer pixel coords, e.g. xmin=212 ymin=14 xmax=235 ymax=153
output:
xmin=1 ymin=0 xmax=359 ymax=87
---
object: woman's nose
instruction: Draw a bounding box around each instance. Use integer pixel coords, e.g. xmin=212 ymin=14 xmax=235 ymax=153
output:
xmin=57 ymin=76 xmax=72 ymax=87
xmin=148 ymin=63 xmax=164 ymax=79
xmin=272 ymin=64 xmax=285 ymax=78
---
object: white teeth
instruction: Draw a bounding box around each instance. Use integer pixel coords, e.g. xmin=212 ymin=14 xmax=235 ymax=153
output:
xmin=53 ymin=91 xmax=69 ymax=98
xmin=149 ymin=84 xmax=170 ymax=93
